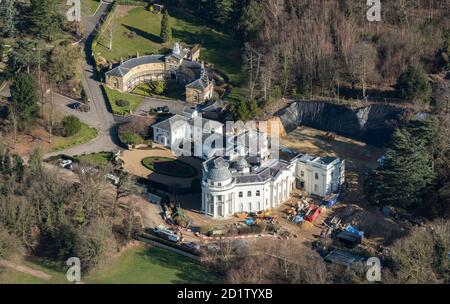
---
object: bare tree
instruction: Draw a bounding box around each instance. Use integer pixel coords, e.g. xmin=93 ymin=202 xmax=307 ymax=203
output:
xmin=112 ymin=172 xmax=137 ymax=217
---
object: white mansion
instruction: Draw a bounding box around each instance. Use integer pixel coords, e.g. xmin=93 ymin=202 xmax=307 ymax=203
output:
xmin=201 ymin=136 xmax=345 ymax=218
xmin=152 ymin=113 xmax=345 ymax=218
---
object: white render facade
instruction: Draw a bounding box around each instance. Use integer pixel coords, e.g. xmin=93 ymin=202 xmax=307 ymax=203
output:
xmin=152 ymin=112 xmax=223 ymax=155
xmin=201 ymin=145 xmax=345 ymax=218
xmin=201 ymin=158 xmax=297 ymax=218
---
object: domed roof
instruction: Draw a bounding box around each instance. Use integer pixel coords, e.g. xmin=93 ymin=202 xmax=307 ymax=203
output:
xmin=232 ymin=157 xmax=249 ymax=170
xmin=207 ymin=162 xmax=232 ymax=182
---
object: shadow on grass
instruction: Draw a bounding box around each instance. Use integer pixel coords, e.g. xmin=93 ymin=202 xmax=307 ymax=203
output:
xmin=137 ymin=247 xmax=218 ymax=284
xmin=122 ymin=24 xmax=162 ymax=44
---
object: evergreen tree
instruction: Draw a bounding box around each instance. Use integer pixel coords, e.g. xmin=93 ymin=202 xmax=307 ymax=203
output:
xmin=6 ymin=39 xmax=44 ymax=76
xmin=214 ymin=0 xmax=234 ymax=26
xmin=10 ymin=73 xmax=40 ymax=129
xmin=160 ymin=9 xmax=172 ymax=43
xmin=30 ymin=0 xmax=62 ymax=41
xmin=396 ymin=65 xmax=432 ymax=104
xmin=0 ymin=40 xmax=4 ymax=63
xmin=370 ymin=120 xmax=436 ymax=209
xmin=238 ymin=0 xmax=264 ymax=39
xmin=0 ymin=0 xmax=18 ymax=38
xmin=13 ymin=154 xmax=24 ymax=182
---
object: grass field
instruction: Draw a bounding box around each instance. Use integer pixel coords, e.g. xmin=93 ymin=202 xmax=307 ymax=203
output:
xmin=87 ymin=246 xmax=215 ymax=284
xmin=142 ymin=156 xmax=198 ymax=178
xmin=95 ymin=6 xmax=244 ymax=84
xmin=104 ymin=85 xmax=144 ymax=115
xmin=81 ymin=0 xmax=101 ymax=16
xmin=51 ymin=123 xmax=98 ymax=152
xmin=0 ymin=246 xmax=216 ymax=284
xmin=74 ymin=151 xmax=114 ymax=167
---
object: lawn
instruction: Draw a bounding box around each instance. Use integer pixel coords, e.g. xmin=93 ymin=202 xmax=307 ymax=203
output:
xmin=86 ymin=246 xmax=216 ymax=284
xmin=51 ymin=122 xmax=98 ymax=152
xmin=0 ymin=267 xmax=48 ymax=284
xmin=73 ymin=151 xmax=114 ymax=167
xmin=95 ymin=6 xmax=244 ymax=84
xmin=132 ymin=81 xmax=185 ymax=100
xmin=142 ymin=156 xmax=198 ymax=178
xmin=81 ymin=0 xmax=101 ymax=16
xmin=104 ymin=85 xmax=144 ymax=115
xmin=0 ymin=246 xmax=216 ymax=284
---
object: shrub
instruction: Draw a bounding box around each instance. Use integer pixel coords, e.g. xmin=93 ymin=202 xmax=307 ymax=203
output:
xmin=119 ymin=131 xmax=145 ymax=145
xmin=62 ymin=115 xmax=82 ymax=137
xmin=151 ymin=80 xmax=165 ymax=94
xmin=116 ymin=99 xmax=130 ymax=107
xmin=396 ymin=65 xmax=431 ymax=104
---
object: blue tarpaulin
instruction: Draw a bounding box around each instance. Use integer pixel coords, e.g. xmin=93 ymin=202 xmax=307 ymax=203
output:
xmin=245 ymin=218 xmax=255 ymax=225
xmin=345 ymin=225 xmax=364 ymax=237
xmin=293 ymin=215 xmax=304 ymax=224
xmin=322 ymin=193 xmax=340 ymax=208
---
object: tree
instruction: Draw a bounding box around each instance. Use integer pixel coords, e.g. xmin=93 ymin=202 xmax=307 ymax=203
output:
xmin=238 ymin=0 xmax=264 ymax=39
xmin=369 ymin=120 xmax=436 ymax=208
xmin=62 ymin=115 xmax=82 ymax=137
xmin=49 ymin=42 xmax=82 ymax=87
xmin=437 ymin=30 xmax=450 ymax=70
xmin=10 ymin=73 xmax=40 ymax=129
xmin=6 ymin=39 xmax=45 ymax=76
xmin=160 ymin=9 xmax=172 ymax=43
xmin=28 ymin=147 xmax=44 ymax=175
xmin=214 ymin=0 xmax=234 ymax=26
xmin=396 ymin=65 xmax=432 ymax=104
xmin=30 ymin=0 xmax=62 ymax=41
xmin=0 ymin=224 xmax=21 ymax=259
xmin=152 ymin=80 xmax=165 ymax=94
xmin=390 ymin=220 xmax=449 ymax=283
xmin=0 ymin=40 xmax=4 ymax=62
xmin=112 ymin=172 xmax=137 ymax=217
xmin=0 ymin=0 xmax=18 ymax=38
xmin=74 ymin=217 xmax=116 ymax=272
xmin=13 ymin=154 xmax=24 ymax=182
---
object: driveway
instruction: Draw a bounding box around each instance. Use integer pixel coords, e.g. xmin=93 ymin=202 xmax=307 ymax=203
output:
xmin=134 ymin=96 xmax=197 ymax=117
xmin=119 ymin=145 xmax=203 ymax=188
xmin=46 ymin=2 xmax=122 ymax=158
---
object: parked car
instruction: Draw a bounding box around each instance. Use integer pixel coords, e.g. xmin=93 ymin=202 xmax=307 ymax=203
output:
xmin=155 ymin=107 xmax=163 ymax=113
xmin=162 ymin=106 xmax=170 ymax=113
xmin=68 ymin=102 xmax=81 ymax=110
xmin=183 ymin=242 xmax=200 ymax=251
xmin=59 ymin=159 xmax=73 ymax=169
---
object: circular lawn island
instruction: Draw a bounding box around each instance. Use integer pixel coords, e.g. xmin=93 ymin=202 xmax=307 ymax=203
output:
xmin=141 ymin=157 xmax=198 ymax=178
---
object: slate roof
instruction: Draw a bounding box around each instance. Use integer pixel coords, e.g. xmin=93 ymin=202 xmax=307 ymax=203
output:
xmin=151 ymin=114 xmax=188 ymax=132
xmin=186 ymin=77 xmax=211 ymax=91
xmin=105 ymin=55 xmax=165 ymax=77
xmin=204 ymin=154 xmax=292 ymax=186
xmin=207 ymin=162 xmax=233 ymax=182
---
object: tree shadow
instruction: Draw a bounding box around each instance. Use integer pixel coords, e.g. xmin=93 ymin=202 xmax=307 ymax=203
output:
xmin=122 ymin=24 xmax=162 ymax=44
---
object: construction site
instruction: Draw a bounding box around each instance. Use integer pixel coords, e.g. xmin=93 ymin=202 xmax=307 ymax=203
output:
xmin=140 ymin=122 xmax=411 ymax=268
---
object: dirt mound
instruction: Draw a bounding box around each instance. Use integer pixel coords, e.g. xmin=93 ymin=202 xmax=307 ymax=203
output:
xmin=333 ymin=204 xmax=407 ymax=245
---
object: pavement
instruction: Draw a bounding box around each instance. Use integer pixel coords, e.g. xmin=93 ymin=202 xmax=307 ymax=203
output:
xmin=134 ymin=97 xmax=195 ymax=117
